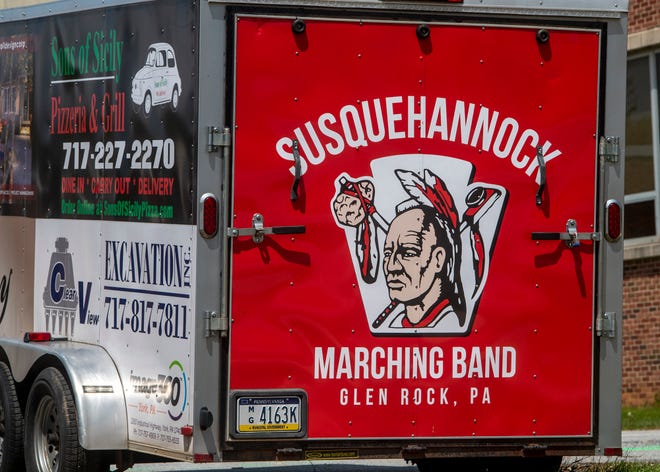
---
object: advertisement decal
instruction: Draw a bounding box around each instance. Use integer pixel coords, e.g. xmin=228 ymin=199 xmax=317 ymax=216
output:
xmin=0 ymin=269 xmax=11 ymax=326
xmin=32 ymin=0 xmax=196 ymax=224
xmin=34 ymin=219 xmax=196 ymax=452
xmin=42 ymin=237 xmax=79 ymax=336
xmin=0 ymin=34 xmax=34 ymax=213
xmin=127 ymin=358 xmax=189 ymax=445
xmin=0 ymin=218 xmax=35 ymax=337
xmin=230 ymin=18 xmax=600 ymax=439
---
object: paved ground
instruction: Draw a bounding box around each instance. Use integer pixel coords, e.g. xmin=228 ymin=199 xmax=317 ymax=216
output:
xmin=119 ymin=430 xmax=660 ymax=471
xmin=619 ymin=429 xmax=660 ymax=462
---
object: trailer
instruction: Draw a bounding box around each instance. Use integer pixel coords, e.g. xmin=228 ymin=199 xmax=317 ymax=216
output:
xmin=0 ymin=0 xmax=627 ymax=470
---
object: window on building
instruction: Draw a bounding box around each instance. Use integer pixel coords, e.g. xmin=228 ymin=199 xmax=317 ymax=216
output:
xmin=625 ymin=51 xmax=660 ymax=240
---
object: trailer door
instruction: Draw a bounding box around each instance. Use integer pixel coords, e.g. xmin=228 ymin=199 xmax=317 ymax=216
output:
xmin=228 ymin=14 xmax=602 ymax=441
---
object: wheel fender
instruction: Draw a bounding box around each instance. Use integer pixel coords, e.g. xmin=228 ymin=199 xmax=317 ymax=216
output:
xmin=0 ymin=339 xmax=128 ymax=451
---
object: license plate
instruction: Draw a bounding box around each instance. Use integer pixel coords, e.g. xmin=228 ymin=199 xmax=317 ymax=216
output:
xmin=236 ymin=396 xmax=302 ymax=433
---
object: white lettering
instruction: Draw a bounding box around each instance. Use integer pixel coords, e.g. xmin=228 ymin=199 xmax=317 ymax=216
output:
xmin=401 ymin=387 xmax=409 ymax=405
xmin=340 ymin=388 xmax=388 ymax=406
xmin=315 ymin=346 xmax=515 ymax=380
xmin=385 ymin=96 xmax=405 ymax=139
xmin=430 ymin=346 xmax=444 ymax=379
xmin=470 ymin=387 xmax=491 ymax=404
xmin=452 ymin=346 xmax=517 ymax=379
xmin=318 ymin=112 xmax=345 ymax=155
xmin=493 ymin=117 xmax=519 ymax=158
xmin=362 ymin=99 xmax=386 ymax=142
xmin=276 ymin=136 xmax=309 ymax=177
xmin=355 ymin=347 xmax=369 ymax=379
xmin=408 ymin=96 xmax=426 ymax=138
xmin=372 ymin=347 xmax=385 ymax=379
xmin=427 ymin=97 xmax=448 ymax=140
xmin=340 ymin=105 xmax=368 ymax=148
xmin=470 ymin=105 xmax=499 ymax=151
xmin=315 ymin=346 xmax=334 ymax=379
xmin=453 ymin=346 xmax=467 ymax=378
xmin=294 ymin=124 xmax=325 ymax=165
xmin=526 ymin=141 xmax=562 ymax=184
xmin=511 ymin=128 xmax=539 ymax=169
xmin=340 ymin=388 xmax=348 ymax=405
xmin=336 ymin=347 xmax=352 ymax=379
xmin=275 ymin=96 xmax=562 ymax=182
xmin=449 ymin=100 xmax=475 ymax=144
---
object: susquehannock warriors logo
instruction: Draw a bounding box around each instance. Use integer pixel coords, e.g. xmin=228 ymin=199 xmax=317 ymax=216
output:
xmin=332 ymin=155 xmax=507 ymax=336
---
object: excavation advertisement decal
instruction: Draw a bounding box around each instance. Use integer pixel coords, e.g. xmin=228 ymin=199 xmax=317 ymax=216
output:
xmin=230 ymin=18 xmax=600 ymax=439
xmin=42 ymin=237 xmax=79 ymax=336
xmin=31 ymin=0 xmax=196 ymax=224
xmin=34 ymin=219 xmax=195 ymax=451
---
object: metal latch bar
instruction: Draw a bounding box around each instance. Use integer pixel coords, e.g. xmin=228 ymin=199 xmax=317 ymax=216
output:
xmin=531 ymin=219 xmax=600 ymax=248
xmin=227 ymin=213 xmax=305 ymax=244
xmin=532 ymin=232 xmax=601 ymax=242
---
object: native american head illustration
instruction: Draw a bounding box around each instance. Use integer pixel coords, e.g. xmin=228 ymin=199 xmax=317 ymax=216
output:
xmin=332 ymin=155 xmax=507 ymax=336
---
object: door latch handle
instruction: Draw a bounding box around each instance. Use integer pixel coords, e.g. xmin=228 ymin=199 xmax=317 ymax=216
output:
xmin=531 ymin=219 xmax=600 ymax=248
xmin=535 ymin=146 xmax=546 ymax=206
xmin=291 ymin=139 xmax=302 ymax=201
xmin=227 ymin=213 xmax=305 ymax=244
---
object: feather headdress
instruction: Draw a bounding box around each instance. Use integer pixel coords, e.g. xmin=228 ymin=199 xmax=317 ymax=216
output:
xmin=394 ymin=168 xmax=466 ymax=326
xmin=395 ymin=169 xmax=459 ymax=230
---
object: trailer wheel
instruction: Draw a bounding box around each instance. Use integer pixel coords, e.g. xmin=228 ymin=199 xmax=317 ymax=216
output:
xmin=415 ymin=456 xmax=562 ymax=472
xmin=24 ymin=367 xmax=84 ymax=472
xmin=0 ymin=362 xmax=24 ymax=472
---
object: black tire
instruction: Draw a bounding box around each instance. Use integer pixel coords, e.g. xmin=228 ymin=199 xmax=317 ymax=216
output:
xmin=416 ymin=456 xmax=562 ymax=472
xmin=0 ymin=362 xmax=24 ymax=472
xmin=85 ymin=452 xmax=111 ymax=472
xmin=24 ymin=367 xmax=84 ymax=472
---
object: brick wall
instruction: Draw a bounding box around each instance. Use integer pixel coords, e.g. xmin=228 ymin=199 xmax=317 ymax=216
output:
xmin=628 ymin=0 xmax=660 ymax=34
xmin=622 ymin=256 xmax=660 ymax=407
xmin=622 ymin=0 xmax=660 ymax=409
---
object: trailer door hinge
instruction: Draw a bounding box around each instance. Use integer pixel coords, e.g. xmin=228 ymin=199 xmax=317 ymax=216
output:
xmin=596 ymin=312 xmax=616 ymax=338
xmin=204 ymin=310 xmax=228 ymax=338
xmin=599 ymin=136 xmax=620 ymax=163
xmin=207 ymin=126 xmax=231 ymax=153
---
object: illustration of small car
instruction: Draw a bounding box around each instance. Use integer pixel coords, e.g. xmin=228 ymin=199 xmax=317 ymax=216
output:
xmin=131 ymin=43 xmax=182 ymax=117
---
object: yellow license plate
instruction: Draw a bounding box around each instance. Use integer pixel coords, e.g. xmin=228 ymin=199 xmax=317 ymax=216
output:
xmin=236 ymin=396 xmax=301 ymax=433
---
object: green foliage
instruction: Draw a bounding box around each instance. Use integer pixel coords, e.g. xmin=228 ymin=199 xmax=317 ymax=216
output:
xmin=622 ymin=403 xmax=660 ymax=430
xmin=562 ymin=461 xmax=660 ymax=472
